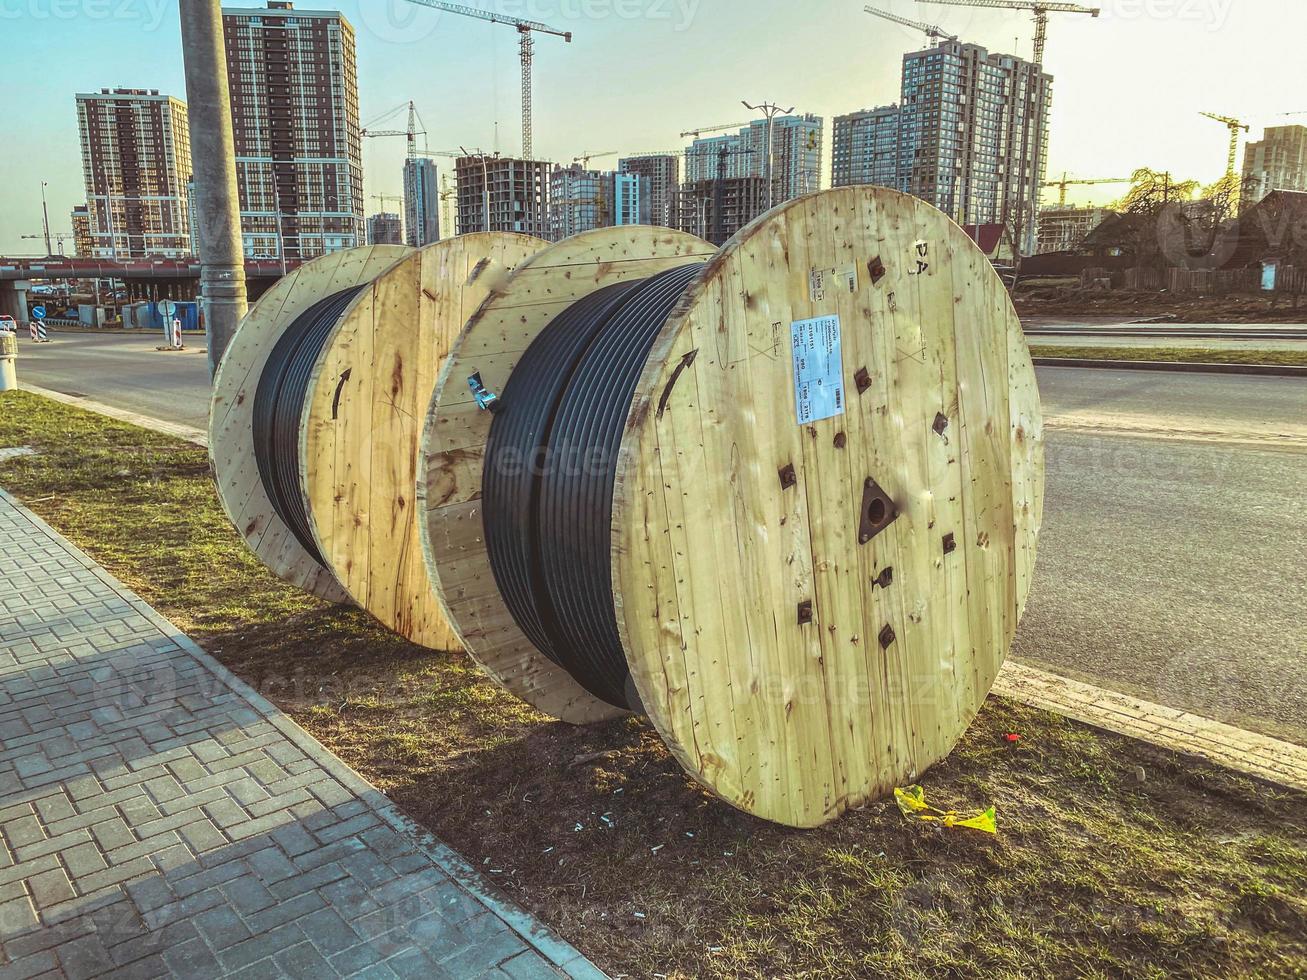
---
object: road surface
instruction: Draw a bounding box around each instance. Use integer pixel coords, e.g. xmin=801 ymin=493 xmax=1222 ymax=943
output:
xmin=9 ymin=332 xmax=1307 ymax=744
xmin=15 ymin=330 xmax=211 ymax=428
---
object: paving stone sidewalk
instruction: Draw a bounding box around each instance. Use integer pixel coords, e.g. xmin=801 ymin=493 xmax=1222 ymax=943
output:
xmin=0 ymin=490 xmax=604 ymax=979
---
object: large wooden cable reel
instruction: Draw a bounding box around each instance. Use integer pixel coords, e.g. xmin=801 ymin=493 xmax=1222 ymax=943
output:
xmin=301 ymin=233 xmax=546 ymax=649
xmin=211 ymin=244 xmax=412 ymax=603
xmin=211 ymin=235 xmax=547 ymax=649
xmin=425 ymin=187 xmax=1045 ymax=828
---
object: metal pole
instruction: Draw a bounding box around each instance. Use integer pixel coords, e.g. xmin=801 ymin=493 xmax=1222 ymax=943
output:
xmin=742 ymin=101 xmax=794 ymax=213
xmin=180 ymin=0 xmax=248 ymax=379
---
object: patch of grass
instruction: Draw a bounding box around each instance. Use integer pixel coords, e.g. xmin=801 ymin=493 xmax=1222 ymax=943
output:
xmin=1030 ymin=345 xmax=1307 ymax=367
xmin=2 ymin=388 xmax=1306 ymax=979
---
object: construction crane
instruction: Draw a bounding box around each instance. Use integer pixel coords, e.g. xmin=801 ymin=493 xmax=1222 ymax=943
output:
xmin=679 ymin=121 xmax=750 ymax=140
xmin=864 ymin=4 xmax=956 ymax=42
xmin=403 ymin=0 xmax=571 ymax=160
xmin=1201 ymin=112 xmax=1250 ymax=205
xmin=916 ymin=0 xmax=1099 ymax=65
xmin=361 ymin=100 xmax=426 ymax=159
xmin=20 ymin=232 xmax=73 ymax=255
xmin=1041 ymin=174 xmax=1132 ymax=206
xmin=370 ymin=193 xmax=403 ymax=213
xmin=573 ymin=150 xmax=617 ymax=168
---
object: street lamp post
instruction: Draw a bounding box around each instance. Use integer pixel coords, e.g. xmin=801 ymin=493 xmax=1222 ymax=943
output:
xmin=742 ymin=100 xmax=794 ymax=212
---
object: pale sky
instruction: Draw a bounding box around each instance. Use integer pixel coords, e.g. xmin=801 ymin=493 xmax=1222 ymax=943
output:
xmin=1 ymin=0 xmax=1303 ymax=255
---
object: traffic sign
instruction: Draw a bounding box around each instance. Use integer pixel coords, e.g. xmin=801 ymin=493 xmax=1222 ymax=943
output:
xmin=31 ymin=305 xmax=46 ymax=320
xmin=158 ymin=299 xmax=177 ymax=318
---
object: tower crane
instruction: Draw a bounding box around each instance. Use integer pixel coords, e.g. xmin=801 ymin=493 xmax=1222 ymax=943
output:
xmin=1201 ymin=111 xmax=1250 ymax=207
xmin=20 ymin=232 xmax=73 ymax=256
xmin=915 ymin=0 xmax=1099 ymax=65
xmin=679 ymin=121 xmax=749 ymax=140
xmin=402 ymin=0 xmax=571 ymax=160
xmin=371 ymin=193 xmax=402 ymax=209
xmin=864 ymin=4 xmax=956 ymax=43
xmin=573 ymin=151 xmax=617 ymax=168
xmin=1041 ymin=174 xmax=1132 ymax=206
xmin=361 ymin=101 xmax=426 ymax=159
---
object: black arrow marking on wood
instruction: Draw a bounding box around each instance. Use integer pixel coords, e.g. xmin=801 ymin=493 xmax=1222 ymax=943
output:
xmin=332 ymin=368 xmax=351 ymax=420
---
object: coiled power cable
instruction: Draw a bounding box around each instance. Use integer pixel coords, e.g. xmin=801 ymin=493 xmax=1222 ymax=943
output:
xmin=483 ymin=264 xmax=704 ymax=708
xmin=252 ymin=285 xmax=365 ymax=566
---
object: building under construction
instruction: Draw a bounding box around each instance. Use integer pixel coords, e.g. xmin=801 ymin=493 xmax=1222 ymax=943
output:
xmin=454 ymin=156 xmax=549 ymax=237
xmin=619 ymin=154 xmax=680 ymax=228
xmin=673 ymin=175 xmax=766 ymax=246
xmin=366 ymin=212 xmax=403 ymax=245
xmin=1036 ymin=205 xmax=1109 ymax=254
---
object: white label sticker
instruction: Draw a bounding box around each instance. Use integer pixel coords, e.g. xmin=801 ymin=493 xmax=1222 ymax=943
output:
xmin=809 ymin=264 xmax=858 ymax=303
xmin=790 ymin=314 xmax=845 ymax=425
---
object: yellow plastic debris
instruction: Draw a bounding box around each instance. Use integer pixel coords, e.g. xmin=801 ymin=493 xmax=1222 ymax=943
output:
xmin=894 ymin=785 xmax=997 ymax=834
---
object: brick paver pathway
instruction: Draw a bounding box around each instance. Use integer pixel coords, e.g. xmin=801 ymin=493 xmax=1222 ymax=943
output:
xmin=0 ymin=490 xmax=603 ymax=979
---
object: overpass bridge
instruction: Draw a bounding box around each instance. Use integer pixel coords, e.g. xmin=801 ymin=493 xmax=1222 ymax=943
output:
xmin=0 ymin=256 xmax=298 ymax=323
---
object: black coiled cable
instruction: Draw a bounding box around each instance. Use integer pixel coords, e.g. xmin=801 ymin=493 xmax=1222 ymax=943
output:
xmin=252 ymin=285 xmax=365 ymax=565
xmin=483 ymin=264 xmax=703 ymax=709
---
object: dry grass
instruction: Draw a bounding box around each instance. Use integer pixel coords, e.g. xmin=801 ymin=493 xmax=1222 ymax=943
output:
xmin=1030 ymin=345 xmax=1307 ymax=367
xmin=2 ymin=389 xmax=1305 ymax=979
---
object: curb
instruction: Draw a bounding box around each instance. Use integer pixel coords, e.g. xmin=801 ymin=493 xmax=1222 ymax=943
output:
xmin=17 ymin=383 xmax=208 ymax=446
xmin=1032 ymin=356 xmax=1307 ymax=378
xmin=0 ymin=488 xmax=608 ymax=980
xmin=995 ymin=661 xmax=1307 ymax=792
xmin=37 ymin=324 xmax=207 ymax=336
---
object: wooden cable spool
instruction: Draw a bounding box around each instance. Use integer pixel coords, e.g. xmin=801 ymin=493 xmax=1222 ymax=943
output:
xmin=420 ymin=189 xmax=1045 ymax=828
xmin=211 ymin=234 xmax=546 ymax=647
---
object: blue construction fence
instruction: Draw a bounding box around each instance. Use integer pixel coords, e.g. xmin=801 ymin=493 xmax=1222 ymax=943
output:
xmin=123 ymin=301 xmax=202 ymax=332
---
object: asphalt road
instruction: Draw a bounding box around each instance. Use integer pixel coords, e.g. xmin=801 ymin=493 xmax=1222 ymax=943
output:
xmin=9 ymin=332 xmax=1307 ymax=745
xmin=15 ymin=330 xmax=212 ymax=428
xmin=1024 ymin=367 xmax=1307 ymax=745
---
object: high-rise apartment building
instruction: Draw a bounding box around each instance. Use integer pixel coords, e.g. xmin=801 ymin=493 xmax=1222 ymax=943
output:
xmin=619 ymin=154 xmax=680 ymax=227
xmin=684 ymin=114 xmax=824 ymax=224
xmin=403 ymin=157 xmax=440 ymax=246
xmin=71 ymin=205 xmax=94 ymax=257
xmin=832 ymin=43 xmax=1051 ymax=253
xmin=548 ymin=164 xmax=606 ymax=240
xmin=221 ymin=2 xmax=364 ymax=260
xmin=745 ymin=114 xmax=824 ymax=203
xmin=455 ymin=156 xmax=549 ymax=236
xmin=366 ymin=212 xmax=403 ymax=245
xmin=611 ymin=173 xmax=644 ymax=226
xmin=1242 ymin=125 xmax=1307 ymax=204
xmin=547 ymin=165 xmax=646 ymax=240
xmin=831 ymin=105 xmax=902 ymax=189
xmin=75 ymin=88 xmax=192 ymax=258
xmin=901 ymin=42 xmax=1050 ymax=253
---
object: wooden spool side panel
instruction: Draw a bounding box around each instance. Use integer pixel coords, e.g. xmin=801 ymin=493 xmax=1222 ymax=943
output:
xmin=302 ymin=234 xmax=546 ymax=650
xmin=614 ymin=188 xmax=1043 ymax=827
xmin=209 ymin=245 xmax=412 ymax=601
xmin=419 ymin=227 xmax=717 ymax=723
